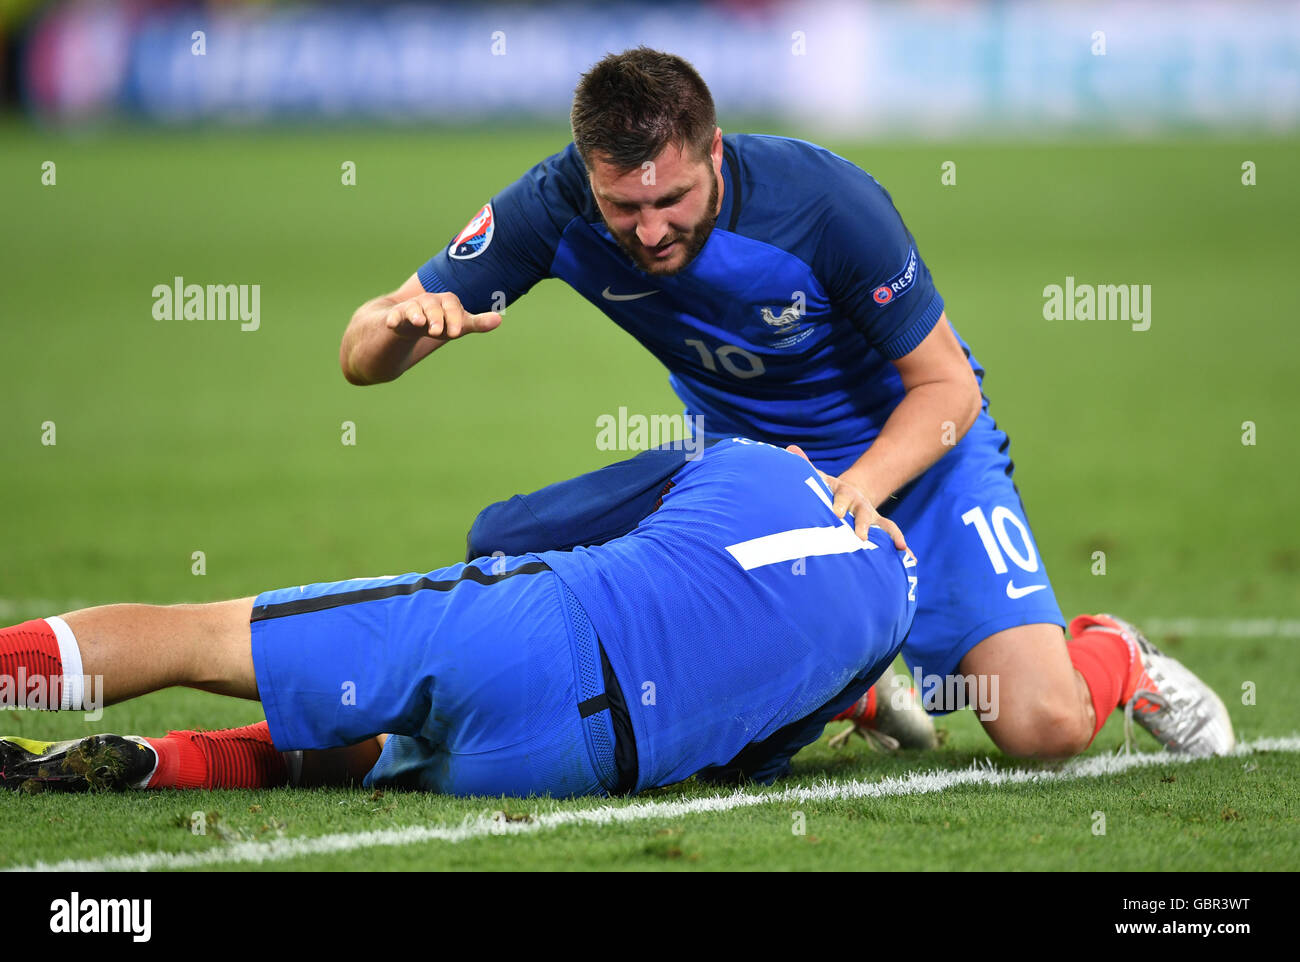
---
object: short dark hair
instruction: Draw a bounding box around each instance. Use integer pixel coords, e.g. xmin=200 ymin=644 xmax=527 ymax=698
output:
xmin=570 ymin=47 xmax=717 ymax=171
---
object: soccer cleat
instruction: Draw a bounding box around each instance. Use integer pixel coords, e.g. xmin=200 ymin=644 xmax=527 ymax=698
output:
xmin=828 ymin=664 xmax=938 ymax=751
xmin=0 ymin=734 xmax=157 ymax=793
xmin=1069 ymin=613 xmax=1236 ymax=757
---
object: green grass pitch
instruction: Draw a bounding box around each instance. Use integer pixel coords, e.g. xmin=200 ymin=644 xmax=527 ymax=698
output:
xmin=1 ymin=124 xmax=1297 ymax=870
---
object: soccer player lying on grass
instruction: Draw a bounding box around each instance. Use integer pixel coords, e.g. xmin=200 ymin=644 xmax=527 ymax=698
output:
xmin=0 ymin=439 xmax=917 ymax=796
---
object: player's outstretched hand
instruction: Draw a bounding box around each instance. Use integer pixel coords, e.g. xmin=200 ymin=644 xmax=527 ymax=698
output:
xmin=384 ymin=291 xmax=502 ymax=342
xmin=785 ymin=444 xmax=909 ymax=552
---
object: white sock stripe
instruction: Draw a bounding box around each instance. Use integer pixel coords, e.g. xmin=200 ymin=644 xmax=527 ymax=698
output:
xmin=124 ymin=735 xmax=159 ymax=789
xmin=44 ymin=616 xmax=84 ymax=711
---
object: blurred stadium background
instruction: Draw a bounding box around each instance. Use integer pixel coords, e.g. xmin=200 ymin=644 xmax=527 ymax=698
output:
xmin=1 ymin=1 xmax=1298 ymax=871
xmin=5 ymin=0 xmax=1299 ymax=132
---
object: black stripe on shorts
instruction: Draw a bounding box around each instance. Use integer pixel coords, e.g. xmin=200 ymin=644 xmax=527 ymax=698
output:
xmin=250 ymin=560 xmax=552 ymax=622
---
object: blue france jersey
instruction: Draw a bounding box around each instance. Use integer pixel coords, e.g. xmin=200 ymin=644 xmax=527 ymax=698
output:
xmin=417 ymin=135 xmax=972 ymax=465
xmin=538 ymin=439 xmax=917 ymax=792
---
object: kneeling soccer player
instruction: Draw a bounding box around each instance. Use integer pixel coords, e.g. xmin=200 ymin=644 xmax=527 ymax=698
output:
xmin=0 ymin=439 xmax=916 ymax=796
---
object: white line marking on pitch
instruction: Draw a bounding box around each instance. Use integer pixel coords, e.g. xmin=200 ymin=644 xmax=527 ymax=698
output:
xmin=9 ymin=735 xmax=1298 ymax=873
xmin=1141 ymin=618 xmax=1300 ymax=639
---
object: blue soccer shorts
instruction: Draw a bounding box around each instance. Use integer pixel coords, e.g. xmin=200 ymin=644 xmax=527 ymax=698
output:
xmin=248 ymin=554 xmax=623 ymax=797
xmin=816 ymin=410 xmax=1065 ymax=702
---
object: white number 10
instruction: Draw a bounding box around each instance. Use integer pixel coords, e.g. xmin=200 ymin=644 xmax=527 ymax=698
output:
xmin=684 ymin=338 xmax=766 ymax=379
xmin=960 ymin=505 xmax=1039 ymax=574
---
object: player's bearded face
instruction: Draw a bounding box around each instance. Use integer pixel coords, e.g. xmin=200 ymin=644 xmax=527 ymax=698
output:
xmin=591 ymin=149 xmax=721 ymax=276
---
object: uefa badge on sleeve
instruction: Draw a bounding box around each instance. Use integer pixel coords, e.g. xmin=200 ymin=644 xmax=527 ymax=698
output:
xmin=872 ymin=246 xmax=919 ymax=305
xmin=449 ymin=202 xmax=495 ymax=259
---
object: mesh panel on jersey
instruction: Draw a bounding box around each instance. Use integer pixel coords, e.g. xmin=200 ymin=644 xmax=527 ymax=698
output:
xmin=559 ymin=577 xmax=616 ymax=790
xmin=564 ymin=580 xmax=602 ymax=705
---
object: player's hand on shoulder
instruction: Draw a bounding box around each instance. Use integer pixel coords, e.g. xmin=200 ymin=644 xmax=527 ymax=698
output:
xmin=786 ymin=445 xmax=908 ymax=551
xmin=384 ymin=291 xmax=502 ymax=342
xmin=831 ymin=475 xmax=907 ymax=551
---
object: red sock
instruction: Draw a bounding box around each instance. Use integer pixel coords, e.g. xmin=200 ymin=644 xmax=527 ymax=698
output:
xmin=1067 ymin=630 xmax=1133 ymax=742
xmin=0 ymin=619 xmax=63 ymax=708
xmin=146 ymin=721 xmax=288 ymax=789
xmin=833 ymin=684 xmax=877 ymax=724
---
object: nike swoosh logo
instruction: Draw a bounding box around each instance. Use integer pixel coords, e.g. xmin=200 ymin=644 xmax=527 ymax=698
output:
xmin=1006 ymin=582 xmax=1047 ymax=599
xmin=601 ymin=287 xmax=659 ymax=301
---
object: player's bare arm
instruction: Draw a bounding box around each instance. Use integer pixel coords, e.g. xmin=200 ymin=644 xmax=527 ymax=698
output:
xmin=823 ymin=314 xmax=981 ymax=540
xmin=339 ymin=272 xmax=502 ymax=385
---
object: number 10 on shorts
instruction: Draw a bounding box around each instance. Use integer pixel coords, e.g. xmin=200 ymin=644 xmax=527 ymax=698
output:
xmin=960 ymin=505 xmax=1039 ymax=574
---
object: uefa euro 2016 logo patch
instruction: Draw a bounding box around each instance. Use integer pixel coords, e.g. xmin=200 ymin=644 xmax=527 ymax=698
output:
xmin=449 ymin=202 xmax=495 ymax=259
xmin=872 ymin=245 xmax=919 ymax=305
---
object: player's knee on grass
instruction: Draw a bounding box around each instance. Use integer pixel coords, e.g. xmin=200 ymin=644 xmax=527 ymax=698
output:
xmin=960 ymin=623 xmax=1093 ymax=759
xmin=981 ymin=698 xmax=1092 ymax=760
